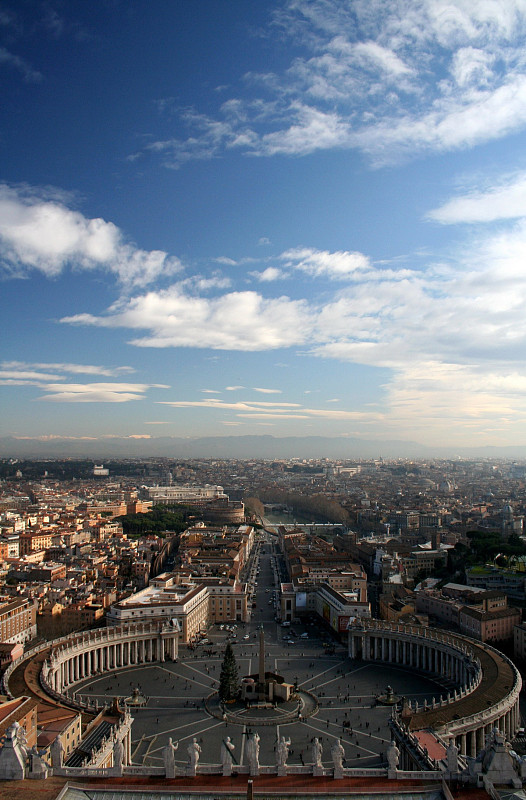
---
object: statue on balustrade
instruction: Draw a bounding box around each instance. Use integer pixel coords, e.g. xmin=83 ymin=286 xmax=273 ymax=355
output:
xmin=246 ymin=732 xmax=260 ymax=775
xmin=312 ymin=737 xmax=323 ymax=768
xmin=163 ymin=737 xmax=178 ymax=778
xmin=276 ymin=735 xmax=291 ymax=769
xmin=331 ymin=739 xmax=345 ymax=772
xmin=187 ymin=738 xmax=201 ymax=771
xmin=387 ymin=741 xmax=400 ymax=771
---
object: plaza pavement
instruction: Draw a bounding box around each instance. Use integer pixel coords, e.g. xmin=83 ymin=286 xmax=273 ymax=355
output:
xmin=73 ymin=620 xmax=446 ymax=772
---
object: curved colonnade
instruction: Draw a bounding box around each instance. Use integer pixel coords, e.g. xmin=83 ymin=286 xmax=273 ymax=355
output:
xmin=3 ymin=622 xmax=179 ymax=712
xmin=348 ymin=619 xmax=521 ymax=758
xmin=2 ymin=617 xmax=520 ymax=767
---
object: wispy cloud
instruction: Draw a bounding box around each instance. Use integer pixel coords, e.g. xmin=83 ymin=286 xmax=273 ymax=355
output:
xmin=281 ymin=246 xmax=370 ymax=278
xmin=158 ymin=396 xmax=381 ymax=425
xmin=37 ymin=382 xmax=168 ymax=403
xmin=131 ymin=0 xmax=526 ymax=166
xmin=0 ymin=47 xmax=42 ymax=82
xmin=13 ymin=433 xmax=152 ymax=441
xmin=428 ymin=171 xmax=526 ymax=224
xmin=58 ymin=200 xmax=526 ymax=442
xmin=237 ymin=413 xmax=310 ymax=419
xmin=0 ymin=184 xmax=182 ymax=287
xmin=159 ymin=399 xmax=300 ymax=410
xmin=1 ymin=360 xmax=135 ymax=378
xmin=0 ymin=361 xmax=166 ymax=404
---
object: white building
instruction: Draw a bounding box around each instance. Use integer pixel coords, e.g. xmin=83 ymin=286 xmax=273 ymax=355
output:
xmin=107 ymin=573 xmax=247 ymax=641
xmin=146 ymin=485 xmax=227 ymax=503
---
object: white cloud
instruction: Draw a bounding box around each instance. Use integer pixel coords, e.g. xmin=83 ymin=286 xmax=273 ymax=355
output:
xmin=281 ymin=246 xmax=370 ymax=278
xmin=37 ymin=382 xmax=168 ymax=403
xmin=250 ymin=267 xmax=287 ymax=282
xmin=137 ymin=0 xmax=526 ymax=165
xmin=214 ymin=256 xmax=238 ymax=266
xmin=62 ymin=286 xmax=313 ymax=351
xmin=0 ymin=362 xmax=167 ymax=404
xmin=1 ymin=360 xmax=135 ymax=378
xmin=159 ymin=399 xmax=299 ymax=410
xmin=450 ymin=47 xmax=495 ymax=88
xmin=354 ymin=73 xmax=526 ymax=162
xmin=156 ymin=395 xmax=382 ymax=425
xmin=376 ymin=360 xmax=526 ymax=444
xmin=252 ymin=388 xmax=282 ymax=394
xmin=0 ymin=369 xmax=63 ymax=382
xmin=256 ymin=104 xmax=351 ymax=157
xmin=0 ymin=184 xmax=182 ymax=286
xmin=353 ymin=40 xmax=413 ymax=77
xmin=428 ymin=172 xmax=526 ymax=223
xmin=237 ymin=413 xmax=310 ymax=419
xmin=303 ymin=407 xmax=380 ymax=420
xmin=57 ymin=207 xmax=526 ymax=443
xmin=192 ymin=274 xmax=232 ymax=291
xmin=60 ymin=224 xmax=526 ymax=374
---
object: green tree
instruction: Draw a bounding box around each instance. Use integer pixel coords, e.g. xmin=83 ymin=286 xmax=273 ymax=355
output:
xmin=219 ymin=642 xmax=239 ymax=702
xmin=115 ymin=504 xmax=190 ymax=538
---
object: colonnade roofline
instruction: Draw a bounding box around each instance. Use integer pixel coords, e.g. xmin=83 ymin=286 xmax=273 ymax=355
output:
xmin=2 ymin=621 xmax=180 ymax=714
xmin=348 ymin=618 xmax=521 ymax=754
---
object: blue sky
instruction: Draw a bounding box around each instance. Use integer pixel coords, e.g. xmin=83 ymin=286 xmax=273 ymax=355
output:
xmin=3 ymin=0 xmax=526 ymax=449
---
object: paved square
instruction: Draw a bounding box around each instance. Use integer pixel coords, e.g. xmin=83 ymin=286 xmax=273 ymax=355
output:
xmin=74 ymin=621 xmax=445 ymax=771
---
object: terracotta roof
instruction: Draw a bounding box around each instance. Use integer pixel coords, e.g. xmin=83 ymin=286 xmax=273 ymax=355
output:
xmin=0 ymin=773 xmax=494 ymax=800
xmin=413 ymin=729 xmax=447 ymax=761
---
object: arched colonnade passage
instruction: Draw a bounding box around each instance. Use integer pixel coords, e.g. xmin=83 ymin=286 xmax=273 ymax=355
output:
xmin=348 ymin=619 xmax=521 ymax=758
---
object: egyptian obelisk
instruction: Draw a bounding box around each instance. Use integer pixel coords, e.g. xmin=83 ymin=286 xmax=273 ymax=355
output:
xmin=258 ymin=624 xmax=265 ymax=700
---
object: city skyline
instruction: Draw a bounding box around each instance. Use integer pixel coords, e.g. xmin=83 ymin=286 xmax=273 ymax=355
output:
xmin=3 ymin=1 xmax=526 ymax=450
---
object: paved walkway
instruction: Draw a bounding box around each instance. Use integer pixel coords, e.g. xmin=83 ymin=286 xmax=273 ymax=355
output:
xmin=73 ymin=622 xmax=446 ymax=771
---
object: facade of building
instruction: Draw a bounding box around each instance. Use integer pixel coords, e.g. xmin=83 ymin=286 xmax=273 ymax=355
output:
xmin=106 ymin=573 xmax=247 ymax=640
xmin=459 ymin=603 xmax=521 ymax=643
xmin=0 ymin=598 xmax=37 ymax=644
xmin=146 ymin=485 xmax=227 ymax=503
xmin=514 ymin=621 xmax=526 ymax=662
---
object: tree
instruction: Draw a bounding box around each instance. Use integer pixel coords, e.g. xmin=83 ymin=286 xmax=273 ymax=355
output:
xmin=219 ymin=642 xmax=239 ymax=702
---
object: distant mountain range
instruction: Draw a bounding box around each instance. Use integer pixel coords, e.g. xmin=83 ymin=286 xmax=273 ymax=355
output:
xmin=1 ymin=435 xmax=526 ymax=460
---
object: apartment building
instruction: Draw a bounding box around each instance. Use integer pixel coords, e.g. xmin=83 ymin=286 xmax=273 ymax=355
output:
xmin=459 ymin=603 xmax=521 ymax=642
xmin=0 ymin=597 xmax=37 ymax=644
xmin=18 ymin=530 xmax=54 ymax=555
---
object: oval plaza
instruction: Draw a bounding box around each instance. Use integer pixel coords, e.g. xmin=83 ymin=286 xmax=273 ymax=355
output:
xmin=1 ymin=612 xmax=521 ymax=780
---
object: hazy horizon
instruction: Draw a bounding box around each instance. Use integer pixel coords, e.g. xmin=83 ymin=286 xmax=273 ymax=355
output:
xmin=3 ymin=432 xmax=526 ymax=461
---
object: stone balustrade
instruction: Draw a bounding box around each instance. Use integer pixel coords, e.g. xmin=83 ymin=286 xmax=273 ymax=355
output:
xmin=2 ymin=622 xmax=179 ymax=713
xmin=349 ymin=619 xmax=521 ymax=758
